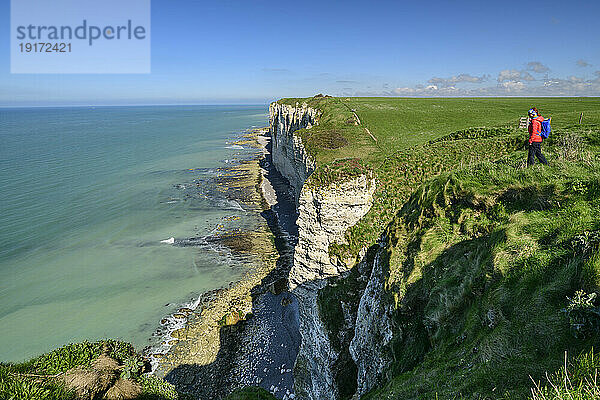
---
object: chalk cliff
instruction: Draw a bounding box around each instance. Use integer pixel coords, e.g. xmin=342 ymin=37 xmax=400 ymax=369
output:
xmin=269 ymin=102 xmax=319 ymax=204
xmin=269 ymin=101 xmax=381 ymax=399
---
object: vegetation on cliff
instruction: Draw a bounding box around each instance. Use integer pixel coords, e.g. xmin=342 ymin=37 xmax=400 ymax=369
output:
xmin=0 ymin=340 xmax=191 ymax=400
xmin=279 ymin=96 xmax=600 ymax=399
xmin=365 ymin=144 xmax=600 ymax=398
xmin=278 ymin=97 xmax=600 ymax=257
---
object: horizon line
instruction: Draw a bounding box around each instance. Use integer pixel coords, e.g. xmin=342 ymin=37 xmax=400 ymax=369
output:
xmin=2 ymin=95 xmax=600 ymax=109
xmin=0 ymin=102 xmax=272 ymax=109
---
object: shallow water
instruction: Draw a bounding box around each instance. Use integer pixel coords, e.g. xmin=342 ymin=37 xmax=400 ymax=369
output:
xmin=0 ymin=105 xmax=267 ymax=362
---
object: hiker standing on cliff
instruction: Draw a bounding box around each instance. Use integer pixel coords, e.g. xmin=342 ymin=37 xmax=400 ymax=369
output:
xmin=527 ymin=107 xmax=548 ymax=166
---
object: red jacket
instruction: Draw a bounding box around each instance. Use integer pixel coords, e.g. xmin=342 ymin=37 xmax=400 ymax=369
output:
xmin=528 ymin=116 xmax=544 ymax=144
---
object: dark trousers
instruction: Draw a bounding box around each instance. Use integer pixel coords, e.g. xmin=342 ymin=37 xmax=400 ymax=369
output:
xmin=528 ymin=142 xmax=548 ymax=166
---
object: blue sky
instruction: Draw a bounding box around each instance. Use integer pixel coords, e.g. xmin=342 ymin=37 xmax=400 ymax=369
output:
xmin=1 ymin=0 xmax=599 ymax=106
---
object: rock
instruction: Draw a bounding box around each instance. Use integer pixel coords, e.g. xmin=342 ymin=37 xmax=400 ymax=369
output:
xmin=224 ymin=310 xmax=242 ymax=326
xmin=181 ymin=371 xmax=196 ymax=386
xmin=350 ymin=245 xmax=395 ymax=396
xmin=290 ymin=173 xmax=375 ymax=289
xmin=269 ymin=277 xmax=288 ymax=295
xmin=170 ymin=328 xmax=187 ymax=339
xmin=269 ymin=102 xmax=319 ymax=204
xmin=281 ymin=296 xmax=292 ymax=306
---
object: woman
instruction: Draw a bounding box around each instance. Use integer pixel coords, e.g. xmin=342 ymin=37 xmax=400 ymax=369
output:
xmin=527 ymin=108 xmax=548 ymax=166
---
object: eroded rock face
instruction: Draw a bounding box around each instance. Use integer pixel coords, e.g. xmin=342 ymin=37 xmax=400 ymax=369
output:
xmin=290 ymin=175 xmax=376 ymax=291
xmin=269 ymin=102 xmax=319 ymax=204
xmin=349 ymin=243 xmax=395 ymax=396
xmin=291 ymin=176 xmax=375 ymax=400
xmin=269 ymin=102 xmax=377 ymax=400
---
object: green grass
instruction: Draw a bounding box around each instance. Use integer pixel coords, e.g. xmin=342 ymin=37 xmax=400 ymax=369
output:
xmin=281 ymin=96 xmax=600 ymax=399
xmin=529 ymin=349 xmax=600 ymax=399
xmin=0 ymin=340 xmax=190 ymax=400
xmin=278 ymin=96 xmax=600 ymax=261
xmin=344 ymin=97 xmax=600 ymax=160
xmin=360 ymin=141 xmax=600 ymax=399
xmin=278 ymin=96 xmax=600 ymax=166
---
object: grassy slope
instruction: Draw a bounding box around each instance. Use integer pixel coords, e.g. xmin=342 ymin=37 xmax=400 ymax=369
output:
xmin=280 ymin=97 xmax=600 ymax=399
xmin=365 ymin=149 xmax=600 ymax=399
xmin=345 ymin=97 xmax=600 ymax=158
xmin=0 ymin=340 xmax=188 ymax=400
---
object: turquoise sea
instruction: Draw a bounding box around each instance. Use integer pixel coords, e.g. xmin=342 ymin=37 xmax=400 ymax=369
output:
xmin=0 ymin=105 xmax=267 ymax=362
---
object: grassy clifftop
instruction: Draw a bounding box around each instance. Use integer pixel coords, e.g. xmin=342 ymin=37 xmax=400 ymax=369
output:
xmin=279 ymin=96 xmax=600 ymax=398
xmin=277 ymin=96 xmax=600 ymax=165
xmin=278 ymin=96 xmax=600 ymax=258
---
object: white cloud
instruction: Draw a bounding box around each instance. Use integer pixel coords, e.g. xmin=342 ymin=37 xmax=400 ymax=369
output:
xmin=498 ymin=69 xmax=534 ymax=82
xmin=499 ymin=81 xmax=525 ymax=91
xmin=428 ymin=73 xmax=488 ymax=87
xmin=392 ymin=87 xmax=417 ymax=95
xmin=576 ymin=59 xmax=592 ymax=67
xmin=361 ymin=63 xmax=600 ymax=97
xmin=526 ymin=61 xmax=550 ymax=73
xmin=393 ymin=85 xmax=462 ymax=96
xmin=540 ymin=76 xmax=600 ymax=95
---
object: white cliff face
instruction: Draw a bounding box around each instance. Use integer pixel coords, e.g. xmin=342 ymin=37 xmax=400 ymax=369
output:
xmin=290 ymin=175 xmax=376 ymax=291
xmin=291 ymin=175 xmax=375 ymax=400
xmin=349 ymin=243 xmax=395 ymax=396
xmin=269 ymin=102 xmax=319 ymax=203
xmin=269 ymin=101 xmax=377 ymax=400
xmin=292 ymin=286 xmax=338 ymax=400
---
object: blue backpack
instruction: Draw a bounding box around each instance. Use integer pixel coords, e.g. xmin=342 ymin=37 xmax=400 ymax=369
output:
xmin=540 ymin=119 xmax=551 ymax=139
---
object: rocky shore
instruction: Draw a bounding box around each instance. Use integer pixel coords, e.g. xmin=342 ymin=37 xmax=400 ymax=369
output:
xmin=153 ymin=128 xmax=302 ymax=400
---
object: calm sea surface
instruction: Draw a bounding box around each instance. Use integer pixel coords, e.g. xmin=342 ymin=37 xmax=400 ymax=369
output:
xmin=0 ymin=105 xmax=267 ymax=361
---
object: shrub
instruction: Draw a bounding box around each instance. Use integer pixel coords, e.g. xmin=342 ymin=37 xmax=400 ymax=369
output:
xmin=562 ymin=290 xmax=600 ymax=339
xmin=138 ymin=374 xmax=183 ymax=400
xmin=121 ymin=356 xmax=145 ymax=380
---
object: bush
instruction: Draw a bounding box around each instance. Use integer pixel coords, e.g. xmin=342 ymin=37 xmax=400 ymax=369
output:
xmin=32 ymin=340 xmax=136 ymax=375
xmin=138 ymin=374 xmax=184 ymax=400
xmin=0 ymin=368 xmax=74 ymax=400
xmin=563 ymin=290 xmax=600 ymax=339
xmin=0 ymin=340 xmax=188 ymax=400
